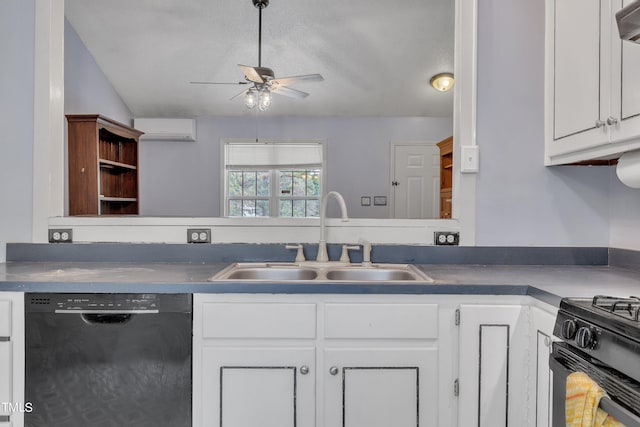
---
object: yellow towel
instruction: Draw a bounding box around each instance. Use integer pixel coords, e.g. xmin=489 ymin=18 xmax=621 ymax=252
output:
xmin=566 ymin=372 xmax=624 ymax=427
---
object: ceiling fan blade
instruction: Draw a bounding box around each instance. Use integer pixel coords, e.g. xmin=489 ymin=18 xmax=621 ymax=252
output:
xmin=238 ymin=65 xmax=265 ymax=84
xmin=190 ymin=81 xmax=249 ymax=85
xmin=270 ymin=74 xmax=324 ymax=87
xmin=271 ymin=85 xmax=309 ymax=99
xmin=230 ymin=88 xmax=249 ymax=101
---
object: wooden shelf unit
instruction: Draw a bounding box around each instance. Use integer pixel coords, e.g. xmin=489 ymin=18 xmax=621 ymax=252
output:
xmin=67 ymin=114 xmax=143 ymax=215
xmin=436 ymin=136 xmax=453 ymax=219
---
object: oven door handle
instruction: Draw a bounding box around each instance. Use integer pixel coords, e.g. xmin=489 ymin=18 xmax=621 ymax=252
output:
xmin=600 ymin=397 xmax=640 ymax=426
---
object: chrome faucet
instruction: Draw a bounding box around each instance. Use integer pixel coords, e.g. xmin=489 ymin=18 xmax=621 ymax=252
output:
xmin=316 ymin=191 xmax=349 ymax=262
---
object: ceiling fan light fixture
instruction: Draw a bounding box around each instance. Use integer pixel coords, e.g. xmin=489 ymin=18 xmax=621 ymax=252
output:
xmin=245 ymin=88 xmax=258 ymax=109
xmin=430 ymin=73 xmax=454 ymax=92
xmin=258 ymin=89 xmax=272 ymax=111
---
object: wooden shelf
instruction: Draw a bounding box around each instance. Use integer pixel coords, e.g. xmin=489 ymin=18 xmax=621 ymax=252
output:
xmin=99 ymin=196 xmax=138 ymax=202
xmin=436 ymin=136 xmax=453 ymax=219
xmin=99 ymin=159 xmax=137 ymax=170
xmin=67 ymin=114 xmax=143 ymax=216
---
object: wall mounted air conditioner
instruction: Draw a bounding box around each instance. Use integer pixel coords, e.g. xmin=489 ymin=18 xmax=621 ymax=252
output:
xmin=133 ymin=118 xmax=196 ymax=141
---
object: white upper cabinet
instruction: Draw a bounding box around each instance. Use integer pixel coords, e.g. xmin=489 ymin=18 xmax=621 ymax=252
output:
xmin=545 ymin=0 xmax=640 ymax=164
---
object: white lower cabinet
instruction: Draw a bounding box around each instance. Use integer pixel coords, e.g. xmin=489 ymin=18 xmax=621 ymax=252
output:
xmin=194 ymin=295 xmax=445 ymax=427
xmin=0 ymin=293 xmax=24 ymax=427
xmin=531 ymin=303 xmax=558 ymax=427
xmin=201 ymin=347 xmax=315 ymax=427
xmin=323 ymin=348 xmax=438 ymax=427
xmin=194 ymin=294 xmax=558 ymax=427
xmin=458 ymin=304 xmax=531 ymax=427
xmin=456 ymin=299 xmax=558 ymax=427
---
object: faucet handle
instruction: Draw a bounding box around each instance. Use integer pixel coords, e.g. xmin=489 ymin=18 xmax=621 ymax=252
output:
xmin=285 ymin=244 xmax=306 ymax=263
xmin=340 ymin=244 xmax=361 ymax=263
xmin=357 ymin=238 xmax=372 ymax=266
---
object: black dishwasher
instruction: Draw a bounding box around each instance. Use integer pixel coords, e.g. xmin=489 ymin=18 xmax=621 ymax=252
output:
xmin=25 ymin=293 xmax=192 ymax=427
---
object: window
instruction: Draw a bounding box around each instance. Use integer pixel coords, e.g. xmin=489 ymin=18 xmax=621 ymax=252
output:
xmin=223 ymin=141 xmax=324 ymax=217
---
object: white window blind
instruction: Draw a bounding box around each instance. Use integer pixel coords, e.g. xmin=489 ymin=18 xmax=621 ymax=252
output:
xmin=225 ymin=142 xmax=323 ymax=168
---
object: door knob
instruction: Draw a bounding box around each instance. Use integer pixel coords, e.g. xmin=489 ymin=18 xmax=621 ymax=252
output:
xmin=300 ymin=365 xmax=309 ymax=375
xmin=329 ymin=366 xmax=339 ymax=376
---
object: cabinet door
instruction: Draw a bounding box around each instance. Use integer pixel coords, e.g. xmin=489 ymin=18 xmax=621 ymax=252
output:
xmin=200 ymin=347 xmax=315 ymax=427
xmin=0 ymin=341 xmax=11 ymax=419
xmin=0 ymin=299 xmax=11 ymax=419
xmin=458 ymin=304 xmax=530 ymax=427
xmin=611 ymin=0 xmax=640 ymax=142
xmin=531 ymin=306 xmax=557 ymax=427
xmin=324 ymin=348 xmax=438 ymax=427
xmin=546 ymin=0 xmax=610 ymax=158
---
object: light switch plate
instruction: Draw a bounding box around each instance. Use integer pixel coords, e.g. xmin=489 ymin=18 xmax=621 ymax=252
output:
xmin=461 ymin=145 xmax=479 ymax=173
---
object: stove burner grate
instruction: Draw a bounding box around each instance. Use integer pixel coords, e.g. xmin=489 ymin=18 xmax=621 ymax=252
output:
xmin=592 ymin=295 xmax=640 ymax=321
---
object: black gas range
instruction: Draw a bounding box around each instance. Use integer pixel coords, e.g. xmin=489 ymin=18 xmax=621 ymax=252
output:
xmin=550 ymin=296 xmax=640 ymax=426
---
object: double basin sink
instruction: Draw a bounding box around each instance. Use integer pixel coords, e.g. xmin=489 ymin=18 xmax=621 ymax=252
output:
xmin=209 ymin=262 xmax=433 ymax=283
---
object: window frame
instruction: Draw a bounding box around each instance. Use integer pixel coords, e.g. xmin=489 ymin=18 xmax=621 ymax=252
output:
xmin=221 ymin=139 xmax=327 ymax=218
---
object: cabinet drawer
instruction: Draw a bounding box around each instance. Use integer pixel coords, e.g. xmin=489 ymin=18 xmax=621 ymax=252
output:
xmin=202 ymin=303 xmax=316 ymax=339
xmin=324 ymin=304 xmax=438 ymax=339
xmin=0 ymin=301 xmax=10 ymax=338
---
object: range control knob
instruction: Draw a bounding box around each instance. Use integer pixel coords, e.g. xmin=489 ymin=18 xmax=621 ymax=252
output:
xmin=561 ymin=319 xmax=578 ymax=339
xmin=575 ymin=327 xmax=595 ymax=349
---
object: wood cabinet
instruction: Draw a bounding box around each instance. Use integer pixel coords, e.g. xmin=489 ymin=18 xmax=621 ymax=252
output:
xmin=545 ymin=0 xmax=640 ymax=165
xmin=0 ymin=293 xmax=24 ymax=426
xmin=437 ymin=136 xmax=453 ymax=218
xmin=66 ymin=114 xmax=143 ymax=215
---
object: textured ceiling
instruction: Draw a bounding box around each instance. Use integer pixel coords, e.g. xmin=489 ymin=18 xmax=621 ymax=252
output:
xmin=65 ymin=0 xmax=454 ymax=118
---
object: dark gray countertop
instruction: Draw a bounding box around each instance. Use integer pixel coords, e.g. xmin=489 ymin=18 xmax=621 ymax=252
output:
xmin=1 ymin=261 xmax=640 ymax=306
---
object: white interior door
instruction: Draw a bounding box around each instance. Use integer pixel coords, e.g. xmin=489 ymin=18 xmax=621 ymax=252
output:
xmin=391 ymin=143 xmax=439 ymax=219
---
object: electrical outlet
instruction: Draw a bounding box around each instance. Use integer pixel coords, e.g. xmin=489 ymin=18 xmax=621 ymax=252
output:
xmin=434 ymin=231 xmax=459 ymax=246
xmin=49 ymin=229 xmax=73 ymax=243
xmin=187 ymin=228 xmax=211 ymax=243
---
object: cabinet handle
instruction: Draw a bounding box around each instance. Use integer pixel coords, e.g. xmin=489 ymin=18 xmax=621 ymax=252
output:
xmin=300 ymin=365 xmax=309 ymax=375
xmin=544 ymin=336 xmax=551 ymax=347
xmin=329 ymin=366 xmax=339 ymax=376
xmin=595 ymin=119 xmax=606 ymax=128
xmin=606 ymin=116 xmax=619 ymax=126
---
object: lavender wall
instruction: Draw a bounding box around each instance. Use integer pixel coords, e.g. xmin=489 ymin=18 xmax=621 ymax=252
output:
xmin=64 ymin=19 xmax=132 ymax=124
xmin=474 ymin=0 xmax=611 ymax=247
xmin=64 ymin=18 xmax=133 ymax=215
xmin=139 ymin=116 xmax=453 ymax=217
xmin=0 ymin=0 xmax=35 ymax=262
xmin=610 ymin=169 xmax=640 ymax=250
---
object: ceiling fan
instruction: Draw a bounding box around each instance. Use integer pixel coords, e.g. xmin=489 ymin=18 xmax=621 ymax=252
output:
xmin=190 ymin=0 xmax=324 ymax=111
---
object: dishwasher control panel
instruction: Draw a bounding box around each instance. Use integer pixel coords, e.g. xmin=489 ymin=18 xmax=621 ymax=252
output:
xmin=26 ymin=293 xmax=192 ymax=313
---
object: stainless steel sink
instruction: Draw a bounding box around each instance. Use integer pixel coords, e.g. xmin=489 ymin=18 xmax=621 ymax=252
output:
xmin=325 ymin=267 xmax=419 ymax=281
xmin=209 ymin=262 xmax=432 ymax=283
xmin=225 ymin=267 xmax=318 ymax=281
xmin=210 ymin=263 xmax=318 ymax=281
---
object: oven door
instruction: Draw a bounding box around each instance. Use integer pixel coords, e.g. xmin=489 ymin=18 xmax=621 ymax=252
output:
xmin=550 ymin=342 xmax=640 ymax=427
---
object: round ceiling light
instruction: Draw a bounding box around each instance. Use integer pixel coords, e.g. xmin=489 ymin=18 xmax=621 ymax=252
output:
xmin=430 ymin=73 xmax=454 ymax=92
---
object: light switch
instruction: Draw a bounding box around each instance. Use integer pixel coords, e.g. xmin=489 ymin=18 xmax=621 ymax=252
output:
xmin=461 ymin=145 xmax=479 ymax=173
